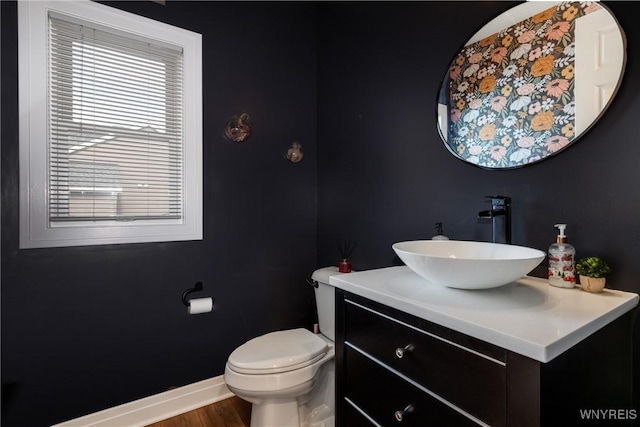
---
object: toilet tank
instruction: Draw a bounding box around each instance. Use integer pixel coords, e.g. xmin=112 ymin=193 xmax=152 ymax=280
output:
xmin=310 ymin=267 xmax=343 ymax=342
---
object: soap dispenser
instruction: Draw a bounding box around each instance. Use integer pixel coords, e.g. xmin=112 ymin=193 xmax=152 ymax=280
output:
xmin=548 ymin=223 xmax=576 ymax=288
xmin=432 ymin=222 xmax=449 ymax=240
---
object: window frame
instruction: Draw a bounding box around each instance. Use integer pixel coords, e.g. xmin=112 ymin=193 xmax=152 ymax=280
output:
xmin=18 ymin=0 xmax=203 ymax=248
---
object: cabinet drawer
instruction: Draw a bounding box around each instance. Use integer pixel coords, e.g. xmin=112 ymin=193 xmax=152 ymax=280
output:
xmin=344 ymin=399 xmax=378 ymax=426
xmin=344 ymin=297 xmax=506 ymax=427
xmin=345 ymin=345 xmax=481 ymax=427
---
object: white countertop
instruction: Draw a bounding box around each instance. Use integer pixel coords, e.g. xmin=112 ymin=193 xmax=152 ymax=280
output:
xmin=329 ymin=266 xmax=639 ymax=363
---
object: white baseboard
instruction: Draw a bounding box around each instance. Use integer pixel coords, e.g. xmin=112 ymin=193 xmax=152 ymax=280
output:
xmin=52 ymin=375 xmax=235 ymax=427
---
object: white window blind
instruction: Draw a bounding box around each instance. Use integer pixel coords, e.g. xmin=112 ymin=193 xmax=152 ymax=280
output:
xmin=48 ymin=14 xmax=184 ymax=222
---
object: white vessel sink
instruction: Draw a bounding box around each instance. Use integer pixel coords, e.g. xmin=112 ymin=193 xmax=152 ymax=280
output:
xmin=392 ymin=240 xmax=545 ymax=290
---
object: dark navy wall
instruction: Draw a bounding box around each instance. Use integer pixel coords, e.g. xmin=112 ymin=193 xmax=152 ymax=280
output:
xmin=3 ymin=1 xmax=640 ymax=425
xmin=1 ymin=1 xmax=317 ymax=425
xmin=316 ymin=0 xmax=640 ymax=410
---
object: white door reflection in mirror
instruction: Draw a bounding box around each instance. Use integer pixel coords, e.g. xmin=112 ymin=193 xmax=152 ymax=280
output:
xmin=574 ymin=7 xmax=625 ymax=135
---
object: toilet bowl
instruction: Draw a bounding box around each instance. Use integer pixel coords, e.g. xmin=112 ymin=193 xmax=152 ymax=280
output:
xmin=225 ymin=329 xmax=335 ymax=427
xmin=224 ymin=267 xmax=341 ymax=427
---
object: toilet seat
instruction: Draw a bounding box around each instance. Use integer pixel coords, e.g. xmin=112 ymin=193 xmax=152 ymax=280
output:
xmin=224 ymin=344 xmax=334 ymax=394
xmin=227 ymin=328 xmax=329 ymax=375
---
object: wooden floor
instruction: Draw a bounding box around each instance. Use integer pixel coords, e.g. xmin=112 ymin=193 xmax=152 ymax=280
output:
xmin=147 ymin=396 xmax=251 ymax=427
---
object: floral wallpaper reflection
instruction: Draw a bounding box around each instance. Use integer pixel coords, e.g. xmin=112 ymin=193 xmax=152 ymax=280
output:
xmin=445 ymin=1 xmax=602 ymax=168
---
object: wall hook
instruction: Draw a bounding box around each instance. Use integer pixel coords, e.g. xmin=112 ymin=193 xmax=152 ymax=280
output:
xmin=286 ymin=142 xmax=304 ymax=163
xmin=182 ymin=282 xmax=203 ymax=306
xmin=225 ymin=113 xmax=251 ymax=142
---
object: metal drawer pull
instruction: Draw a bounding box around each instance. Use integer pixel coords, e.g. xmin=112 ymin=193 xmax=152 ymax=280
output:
xmin=395 ymin=344 xmax=414 ymax=359
xmin=394 ymin=404 xmax=414 ymax=422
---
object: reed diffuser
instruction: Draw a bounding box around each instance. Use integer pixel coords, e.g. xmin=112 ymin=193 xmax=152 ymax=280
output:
xmin=337 ymin=239 xmax=357 ymax=273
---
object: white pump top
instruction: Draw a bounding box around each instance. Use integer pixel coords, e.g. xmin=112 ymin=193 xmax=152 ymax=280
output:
xmin=554 ymin=223 xmax=569 ymax=244
xmin=554 ymin=223 xmax=567 ymax=237
xmin=554 ymin=223 xmax=568 ymax=243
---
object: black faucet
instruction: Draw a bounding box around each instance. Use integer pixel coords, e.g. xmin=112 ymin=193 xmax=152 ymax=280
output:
xmin=478 ymin=196 xmax=511 ymax=244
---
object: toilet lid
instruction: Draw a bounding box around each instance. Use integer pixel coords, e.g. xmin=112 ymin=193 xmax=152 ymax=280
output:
xmin=227 ymin=328 xmax=329 ymax=374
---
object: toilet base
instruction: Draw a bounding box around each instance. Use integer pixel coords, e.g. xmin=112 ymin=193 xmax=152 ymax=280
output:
xmin=300 ymin=405 xmax=334 ymax=427
xmin=235 ymin=361 xmax=335 ymax=427
xmin=248 ymin=399 xmax=335 ymax=427
xmin=250 ymin=398 xmax=300 ymax=427
xmin=305 ymin=416 xmax=334 ymax=427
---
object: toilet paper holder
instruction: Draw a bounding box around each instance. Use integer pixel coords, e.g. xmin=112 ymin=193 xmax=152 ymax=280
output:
xmin=182 ymin=282 xmax=207 ymax=306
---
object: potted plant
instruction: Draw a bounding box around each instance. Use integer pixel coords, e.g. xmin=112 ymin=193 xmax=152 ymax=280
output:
xmin=576 ymin=256 xmax=611 ymax=293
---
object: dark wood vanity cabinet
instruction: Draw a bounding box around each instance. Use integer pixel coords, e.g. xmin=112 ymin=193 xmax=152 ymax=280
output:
xmin=335 ymin=289 xmax=636 ymax=427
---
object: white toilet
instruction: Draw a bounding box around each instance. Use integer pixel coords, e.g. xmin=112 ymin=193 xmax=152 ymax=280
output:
xmin=224 ymin=267 xmax=340 ymax=427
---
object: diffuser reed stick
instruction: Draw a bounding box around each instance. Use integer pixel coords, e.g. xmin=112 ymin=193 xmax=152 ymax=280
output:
xmin=337 ymin=239 xmax=356 ymax=273
xmin=337 ymin=239 xmax=357 ymax=261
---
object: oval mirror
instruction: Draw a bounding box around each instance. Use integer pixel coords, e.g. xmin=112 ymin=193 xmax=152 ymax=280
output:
xmin=436 ymin=1 xmax=626 ymax=169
